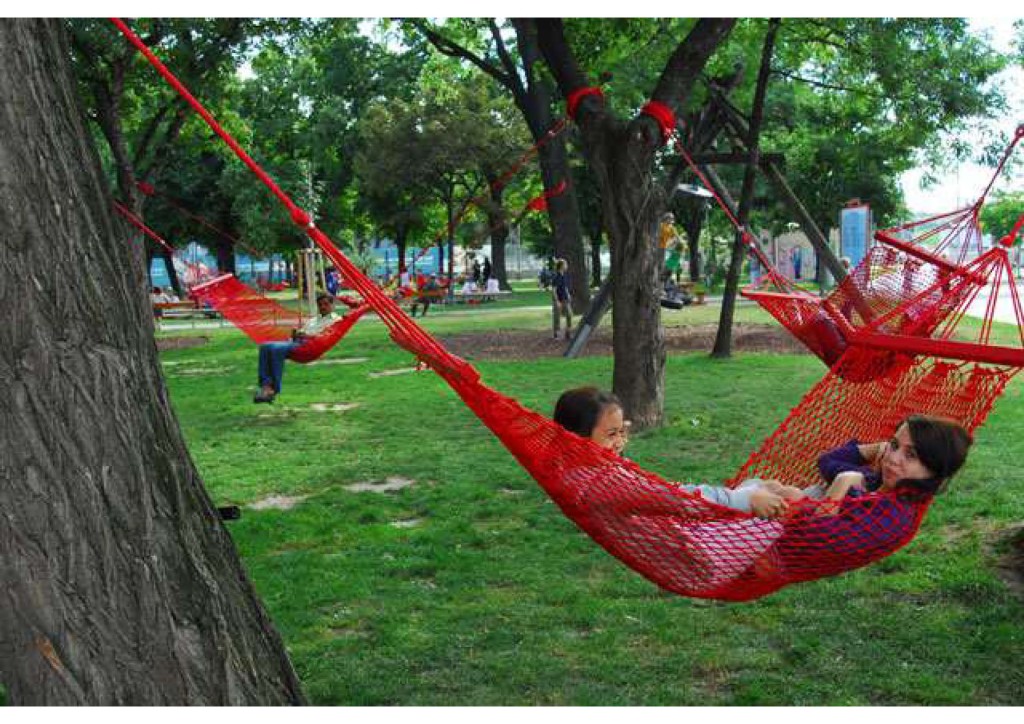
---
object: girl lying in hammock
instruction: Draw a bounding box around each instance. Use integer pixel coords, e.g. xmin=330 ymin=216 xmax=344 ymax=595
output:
xmin=553 ymin=387 xmax=973 ymax=591
xmin=553 ymin=386 xmax=801 ymax=519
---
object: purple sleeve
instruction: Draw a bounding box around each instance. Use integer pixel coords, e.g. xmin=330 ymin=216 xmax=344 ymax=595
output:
xmin=817 ymin=439 xmax=870 ymax=483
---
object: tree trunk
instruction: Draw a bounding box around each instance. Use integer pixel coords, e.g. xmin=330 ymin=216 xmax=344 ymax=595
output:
xmin=485 ymin=182 xmax=512 ymax=291
xmin=537 ymin=18 xmax=736 ymax=429
xmin=161 ymin=245 xmax=183 ymax=297
xmin=537 ymin=139 xmax=590 ymax=313
xmin=396 ymin=229 xmax=408 ymax=274
xmin=0 ymin=19 xmax=305 ymax=705
xmin=590 ymin=234 xmax=602 ymax=287
xmin=214 ymin=237 xmax=235 ymax=276
xmin=680 ymin=199 xmax=706 ymax=281
xmin=712 ymin=19 xmax=779 ymax=359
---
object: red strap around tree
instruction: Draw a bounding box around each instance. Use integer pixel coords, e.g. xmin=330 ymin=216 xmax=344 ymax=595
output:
xmin=640 ymin=100 xmax=676 ymax=144
xmin=566 ymin=86 xmax=604 ymax=120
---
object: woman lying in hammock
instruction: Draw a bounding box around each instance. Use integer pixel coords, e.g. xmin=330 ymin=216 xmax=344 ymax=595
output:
xmin=553 ymin=387 xmax=971 ymax=525
xmin=553 ymin=387 xmax=974 ymax=590
xmin=553 ymin=387 xmax=802 ymax=519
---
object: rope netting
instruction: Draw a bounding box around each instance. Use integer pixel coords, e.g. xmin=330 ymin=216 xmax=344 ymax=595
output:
xmin=672 ymin=123 xmax=1024 ymax=378
xmin=117 ymin=200 xmax=370 ymax=363
xmin=188 ymin=273 xmax=369 ymax=363
xmin=113 ymin=18 xmax=1024 ymax=600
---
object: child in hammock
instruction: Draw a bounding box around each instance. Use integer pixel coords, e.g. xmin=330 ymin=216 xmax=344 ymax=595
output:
xmin=750 ymin=415 xmax=974 ymax=575
xmin=552 ymin=386 xmax=800 ymax=519
xmin=805 ymin=415 xmax=972 ymax=505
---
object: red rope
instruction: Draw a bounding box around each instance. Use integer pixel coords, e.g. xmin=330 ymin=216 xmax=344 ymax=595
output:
xmin=566 ymin=86 xmax=603 ymax=120
xmin=110 ymin=19 xmax=313 ymax=230
xmin=113 ymin=201 xmax=175 ymax=254
xmin=640 ymin=100 xmax=676 ymax=144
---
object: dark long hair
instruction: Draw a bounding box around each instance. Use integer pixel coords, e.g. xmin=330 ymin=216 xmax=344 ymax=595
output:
xmin=553 ymin=387 xmax=622 ymax=438
xmin=897 ymin=414 xmax=973 ymax=495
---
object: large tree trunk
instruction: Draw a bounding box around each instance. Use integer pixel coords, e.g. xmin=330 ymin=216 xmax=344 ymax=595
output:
xmin=537 ymin=18 xmax=735 ymax=429
xmin=0 ymin=20 xmax=305 ymax=705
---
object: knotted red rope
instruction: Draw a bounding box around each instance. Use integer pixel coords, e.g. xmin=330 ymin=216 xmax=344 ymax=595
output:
xmin=640 ymin=100 xmax=676 ymax=145
xmin=566 ymin=86 xmax=604 ymax=120
xmin=526 ymin=179 xmax=568 ymax=212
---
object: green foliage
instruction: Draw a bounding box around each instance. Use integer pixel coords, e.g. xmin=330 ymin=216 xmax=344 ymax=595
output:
xmin=157 ymin=302 xmax=1024 ymax=705
xmin=981 ymin=191 xmax=1024 ymax=241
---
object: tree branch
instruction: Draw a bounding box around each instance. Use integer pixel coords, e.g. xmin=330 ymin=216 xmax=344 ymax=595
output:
xmin=409 ymin=20 xmax=513 ymax=89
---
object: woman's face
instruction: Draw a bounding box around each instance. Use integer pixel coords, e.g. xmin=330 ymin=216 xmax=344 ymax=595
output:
xmin=590 ymin=404 xmax=629 ymax=455
xmin=879 ymin=423 xmax=935 ymax=489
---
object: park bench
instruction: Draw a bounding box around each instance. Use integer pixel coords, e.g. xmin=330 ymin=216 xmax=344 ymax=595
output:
xmin=153 ymin=300 xmax=222 ymax=319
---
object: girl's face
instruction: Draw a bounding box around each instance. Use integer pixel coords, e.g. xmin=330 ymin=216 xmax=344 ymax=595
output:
xmin=879 ymin=423 xmax=935 ymax=489
xmin=590 ymin=404 xmax=629 ymax=455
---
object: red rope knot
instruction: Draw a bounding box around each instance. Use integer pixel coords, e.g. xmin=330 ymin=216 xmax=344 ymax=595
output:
xmin=136 ymin=181 xmax=156 ymax=197
xmin=290 ymin=207 xmax=313 ymax=229
xmin=527 ymin=180 xmax=569 ymax=212
xmin=999 ymin=213 xmax=1024 ymax=248
xmin=641 ymin=101 xmax=676 ymax=144
xmin=566 ymin=87 xmax=604 ymax=120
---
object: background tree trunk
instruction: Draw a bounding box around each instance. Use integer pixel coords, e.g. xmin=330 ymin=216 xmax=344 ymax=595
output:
xmin=484 ymin=181 xmax=512 ymax=290
xmin=0 ymin=19 xmax=305 ymax=705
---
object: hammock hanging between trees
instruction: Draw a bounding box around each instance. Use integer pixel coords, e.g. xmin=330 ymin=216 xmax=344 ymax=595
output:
xmin=190 ymin=273 xmax=369 ymax=363
xmin=115 ymin=201 xmax=371 ymax=364
xmin=674 ymin=126 xmax=1024 ymax=381
xmin=114 ymin=18 xmax=1024 ymax=600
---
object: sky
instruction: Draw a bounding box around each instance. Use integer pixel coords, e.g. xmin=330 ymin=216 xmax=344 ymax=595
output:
xmin=899 ymin=18 xmax=1024 ymax=215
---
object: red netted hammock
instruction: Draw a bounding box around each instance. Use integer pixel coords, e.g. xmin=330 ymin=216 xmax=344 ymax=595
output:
xmin=738 ymin=126 xmax=1024 ymax=378
xmin=115 ymin=195 xmax=371 ymax=364
xmin=189 ymin=273 xmax=369 ymax=363
xmin=115 ymin=18 xmax=1024 ymax=600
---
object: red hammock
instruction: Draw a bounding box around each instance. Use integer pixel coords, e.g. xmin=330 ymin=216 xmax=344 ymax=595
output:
xmin=675 ymin=126 xmax=1024 ymax=379
xmin=114 ymin=18 xmax=1024 ymax=600
xmin=116 ymin=202 xmax=370 ymax=363
xmin=189 ymin=273 xmax=370 ymax=363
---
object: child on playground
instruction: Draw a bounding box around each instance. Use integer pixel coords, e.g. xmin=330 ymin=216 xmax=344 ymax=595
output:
xmin=552 ymin=386 xmax=800 ymax=519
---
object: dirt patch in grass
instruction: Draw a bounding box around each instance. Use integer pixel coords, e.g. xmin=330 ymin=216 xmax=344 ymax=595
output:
xmin=345 ymin=476 xmax=416 ymax=493
xmin=309 ymin=402 xmax=361 ymax=413
xmin=369 ymin=367 xmax=419 ymax=378
xmin=157 ymin=336 xmax=210 ymax=351
xmin=249 ymin=494 xmax=309 ymax=510
xmin=992 ymin=523 xmax=1024 ymax=602
xmin=438 ymin=323 xmax=808 ymax=361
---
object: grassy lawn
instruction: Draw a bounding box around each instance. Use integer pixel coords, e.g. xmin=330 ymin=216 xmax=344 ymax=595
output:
xmin=158 ymin=296 xmax=1024 ymax=705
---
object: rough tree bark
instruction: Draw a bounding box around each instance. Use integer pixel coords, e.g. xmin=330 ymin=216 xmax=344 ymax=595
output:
xmin=0 ymin=20 xmax=305 ymax=705
xmin=537 ymin=18 xmax=736 ymax=428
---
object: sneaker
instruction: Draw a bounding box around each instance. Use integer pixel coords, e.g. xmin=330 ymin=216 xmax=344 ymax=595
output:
xmin=253 ymin=392 xmax=275 ymax=404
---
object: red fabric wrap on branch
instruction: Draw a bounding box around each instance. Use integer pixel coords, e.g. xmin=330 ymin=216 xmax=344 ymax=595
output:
xmin=566 ymin=86 xmax=604 ymax=120
xmin=527 ymin=179 xmax=569 ymax=212
xmin=640 ymin=100 xmax=676 ymax=144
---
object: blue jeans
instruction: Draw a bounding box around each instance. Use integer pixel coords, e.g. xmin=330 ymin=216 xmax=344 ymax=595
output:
xmin=258 ymin=341 xmax=300 ymax=393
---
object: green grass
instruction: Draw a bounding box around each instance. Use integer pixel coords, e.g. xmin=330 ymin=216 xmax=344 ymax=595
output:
xmin=158 ymin=301 xmax=1024 ymax=705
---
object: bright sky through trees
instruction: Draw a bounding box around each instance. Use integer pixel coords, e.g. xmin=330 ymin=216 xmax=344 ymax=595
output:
xmin=899 ymin=17 xmax=1023 ymax=214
